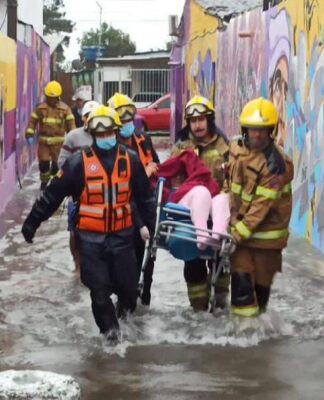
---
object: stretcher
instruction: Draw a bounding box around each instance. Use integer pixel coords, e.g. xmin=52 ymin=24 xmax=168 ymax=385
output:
xmin=139 ymin=178 xmax=235 ymax=312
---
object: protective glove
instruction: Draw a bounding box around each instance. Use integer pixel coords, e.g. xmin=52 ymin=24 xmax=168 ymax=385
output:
xmin=139 ymin=225 xmax=150 ymax=242
xmin=21 ymin=222 xmax=36 ymax=243
xmin=26 ymin=137 xmax=34 ymax=145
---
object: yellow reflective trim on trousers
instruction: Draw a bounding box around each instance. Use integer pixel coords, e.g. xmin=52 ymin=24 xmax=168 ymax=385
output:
xmin=187 ymin=282 xmax=209 ymax=299
xmin=40 ymin=171 xmax=51 ymax=183
xmin=231 ymin=182 xmax=242 ymax=195
xmin=251 ymin=229 xmax=289 ymax=240
xmin=235 ymin=221 xmax=252 ymax=239
xmin=282 ymin=183 xmax=292 ymax=194
xmin=31 ymin=112 xmax=39 ymax=120
xmin=39 ymin=136 xmax=65 ymax=145
xmin=26 ymin=128 xmax=35 ymax=135
xmin=231 ymin=305 xmax=259 ymax=318
xmin=65 ymin=114 xmax=75 ymax=121
xmin=42 ymin=117 xmax=63 ymax=124
xmin=255 ymin=185 xmax=281 ymax=200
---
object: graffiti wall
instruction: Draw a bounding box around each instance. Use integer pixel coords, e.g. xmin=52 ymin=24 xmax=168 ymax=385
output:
xmin=0 ymin=33 xmax=17 ymax=212
xmin=0 ymin=32 xmax=49 ymax=213
xmin=277 ymin=0 xmax=324 ymax=249
xmin=173 ymin=0 xmax=324 ymax=251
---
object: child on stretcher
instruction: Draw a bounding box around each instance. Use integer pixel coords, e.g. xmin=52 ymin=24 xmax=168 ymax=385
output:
xmin=155 ymin=149 xmax=230 ymax=250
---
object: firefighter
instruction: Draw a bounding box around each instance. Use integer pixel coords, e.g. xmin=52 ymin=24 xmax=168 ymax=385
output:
xmin=172 ymin=95 xmax=230 ymax=312
xmin=21 ymin=105 xmax=156 ymax=344
xmin=228 ymin=97 xmax=294 ymax=317
xmin=108 ymin=92 xmax=159 ymax=306
xmin=58 ymin=100 xmax=99 ymax=275
xmin=25 ymin=80 xmax=76 ymax=190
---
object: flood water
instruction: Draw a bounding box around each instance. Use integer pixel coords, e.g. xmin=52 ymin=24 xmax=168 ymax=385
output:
xmin=1 ymin=159 xmax=324 ymax=399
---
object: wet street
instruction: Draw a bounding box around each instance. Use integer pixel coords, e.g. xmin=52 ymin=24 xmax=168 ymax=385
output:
xmin=1 ymin=164 xmax=324 ymax=399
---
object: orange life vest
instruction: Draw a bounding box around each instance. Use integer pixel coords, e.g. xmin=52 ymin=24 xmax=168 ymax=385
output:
xmin=134 ymin=134 xmax=153 ymax=166
xmin=78 ymin=146 xmax=133 ymax=233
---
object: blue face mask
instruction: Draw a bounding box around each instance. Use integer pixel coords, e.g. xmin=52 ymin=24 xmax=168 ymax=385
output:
xmin=120 ymin=122 xmax=135 ymax=138
xmin=96 ymin=135 xmax=117 ymax=150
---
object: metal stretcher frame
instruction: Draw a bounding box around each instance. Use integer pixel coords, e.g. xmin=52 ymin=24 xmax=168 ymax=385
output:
xmin=139 ymin=178 xmax=235 ymax=312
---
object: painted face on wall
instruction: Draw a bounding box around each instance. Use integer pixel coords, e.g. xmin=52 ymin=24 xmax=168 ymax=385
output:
xmin=269 ymin=56 xmax=289 ymax=147
xmin=189 ymin=115 xmax=208 ymax=140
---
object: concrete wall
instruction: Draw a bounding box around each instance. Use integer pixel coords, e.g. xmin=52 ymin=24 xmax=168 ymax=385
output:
xmin=172 ymin=0 xmax=324 ymax=252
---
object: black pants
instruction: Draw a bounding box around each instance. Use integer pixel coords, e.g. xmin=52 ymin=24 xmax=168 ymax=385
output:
xmin=184 ymin=257 xmax=230 ymax=290
xmin=77 ymin=230 xmax=138 ymax=334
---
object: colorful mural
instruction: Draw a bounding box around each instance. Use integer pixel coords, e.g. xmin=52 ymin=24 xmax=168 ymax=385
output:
xmin=172 ymin=0 xmax=324 ymax=251
xmin=216 ymin=8 xmax=267 ymax=137
xmin=0 ymin=31 xmax=49 ymax=213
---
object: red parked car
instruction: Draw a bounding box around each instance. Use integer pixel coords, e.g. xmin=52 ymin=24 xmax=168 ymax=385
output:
xmin=135 ymin=93 xmax=171 ymax=132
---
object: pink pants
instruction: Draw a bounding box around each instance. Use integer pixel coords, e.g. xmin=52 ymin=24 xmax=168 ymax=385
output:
xmin=178 ymin=186 xmax=230 ymax=249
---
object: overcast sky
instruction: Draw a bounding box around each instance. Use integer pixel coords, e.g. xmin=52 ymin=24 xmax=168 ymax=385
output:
xmin=63 ymin=0 xmax=186 ymax=61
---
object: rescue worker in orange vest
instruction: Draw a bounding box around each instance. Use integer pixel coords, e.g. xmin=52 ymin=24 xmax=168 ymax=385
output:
xmin=228 ymin=97 xmax=294 ymax=317
xmin=108 ymin=92 xmax=159 ymax=306
xmin=25 ymin=81 xmax=76 ymax=190
xmin=172 ymin=95 xmax=230 ymax=312
xmin=21 ymin=105 xmax=156 ymax=344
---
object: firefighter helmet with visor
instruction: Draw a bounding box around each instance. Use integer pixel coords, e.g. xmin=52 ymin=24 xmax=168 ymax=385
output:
xmin=185 ymin=95 xmax=215 ymax=119
xmin=87 ymin=105 xmax=122 ymax=133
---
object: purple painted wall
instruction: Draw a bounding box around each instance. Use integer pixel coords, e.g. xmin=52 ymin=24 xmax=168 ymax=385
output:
xmin=0 ymin=32 xmax=49 ymax=214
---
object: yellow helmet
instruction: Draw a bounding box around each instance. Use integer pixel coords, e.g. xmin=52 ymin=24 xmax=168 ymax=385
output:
xmin=87 ymin=105 xmax=122 ymax=133
xmin=185 ymin=95 xmax=215 ymax=118
xmin=44 ymin=81 xmax=62 ymax=98
xmin=107 ymin=92 xmax=136 ymax=122
xmin=240 ymin=97 xmax=279 ymax=128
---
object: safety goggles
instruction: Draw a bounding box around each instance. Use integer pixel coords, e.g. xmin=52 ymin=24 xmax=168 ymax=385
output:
xmin=185 ymin=103 xmax=213 ymax=118
xmin=117 ymin=105 xmax=136 ymax=121
xmin=88 ymin=116 xmax=115 ymax=132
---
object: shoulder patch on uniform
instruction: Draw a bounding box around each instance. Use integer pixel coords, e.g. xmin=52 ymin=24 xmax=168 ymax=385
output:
xmin=263 ymin=144 xmax=286 ymax=175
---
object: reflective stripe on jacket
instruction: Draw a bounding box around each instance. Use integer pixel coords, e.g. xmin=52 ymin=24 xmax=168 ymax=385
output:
xmin=78 ymin=146 xmax=133 ymax=233
xmin=25 ymin=101 xmax=75 ymax=139
xmin=133 ymin=134 xmax=154 ymax=166
xmin=228 ymin=139 xmax=294 ymax=249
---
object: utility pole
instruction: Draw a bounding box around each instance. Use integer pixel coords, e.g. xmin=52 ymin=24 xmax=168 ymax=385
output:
xmin=96 ymin=1 xmax=103 ymax=57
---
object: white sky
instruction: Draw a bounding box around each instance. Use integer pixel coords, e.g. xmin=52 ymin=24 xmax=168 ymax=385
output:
xmin=63 ymin=0 xmax=186 ymax=61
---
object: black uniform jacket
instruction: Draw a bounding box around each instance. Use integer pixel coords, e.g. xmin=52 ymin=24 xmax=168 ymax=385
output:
xmin=24 ymin=143 xmax=156 ymax=241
